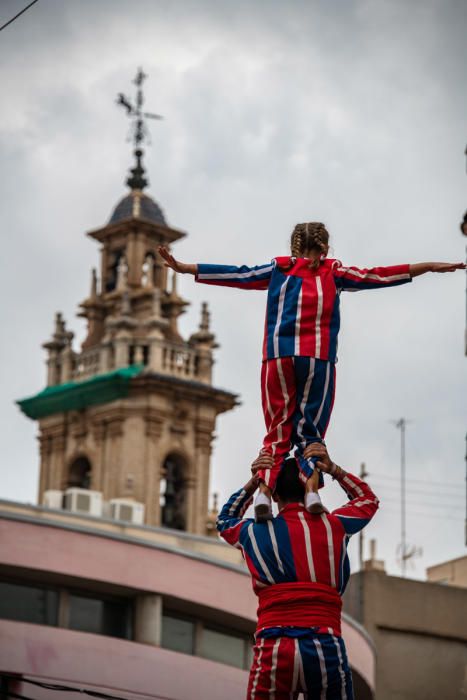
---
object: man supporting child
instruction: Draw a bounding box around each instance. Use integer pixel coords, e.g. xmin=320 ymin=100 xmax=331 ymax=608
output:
xmin=217 ymin=444 xmax=378 ymax=699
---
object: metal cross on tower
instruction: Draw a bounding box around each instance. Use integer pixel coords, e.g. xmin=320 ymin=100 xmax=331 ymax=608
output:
xmin=116 ymin=68 xmax=163 ymax=190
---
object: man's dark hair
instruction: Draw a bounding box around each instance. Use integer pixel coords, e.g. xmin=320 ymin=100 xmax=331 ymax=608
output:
xmin=275 ymin=457 xmax=305 ymax=502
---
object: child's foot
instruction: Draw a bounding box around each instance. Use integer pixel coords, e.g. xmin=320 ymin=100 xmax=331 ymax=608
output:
xmin=254 ymin=492 xmax=273 ymax=522
xmin=305 ymin=491 xmax=325 ymax=514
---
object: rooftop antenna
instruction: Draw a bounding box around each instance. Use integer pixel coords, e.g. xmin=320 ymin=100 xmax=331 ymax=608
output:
xmin=391 ymin=417 xmax=414 ymax=577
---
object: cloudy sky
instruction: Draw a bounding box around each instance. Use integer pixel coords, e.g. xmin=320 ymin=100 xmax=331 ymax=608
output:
xmin=1 ymin=0 xmax=466 ymax=579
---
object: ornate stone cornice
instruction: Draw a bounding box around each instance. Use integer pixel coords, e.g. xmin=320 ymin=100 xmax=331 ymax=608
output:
xmin=130 ymin=373 xmax=239 ymax=416
xmin=144 ymin=407 xmax=165 ymax=438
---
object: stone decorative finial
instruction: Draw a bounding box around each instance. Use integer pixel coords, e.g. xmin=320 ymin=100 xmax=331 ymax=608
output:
xmin=189 ymin=302 xmax=217 ymax=351
xmin=126 ymin=149 xmax=148 ymax=191
xmin=54 ymin=312 xmax=65 ymax=337
xmin=200 ymin=302 xmax=210 ymax=332
xmin=91 ymin=268 xmax=98 ymax=298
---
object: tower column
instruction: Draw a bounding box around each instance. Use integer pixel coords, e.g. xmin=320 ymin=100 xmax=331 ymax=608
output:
xmin=114 ymin=331 xmax=131 ymax=368
xmin=144 ymin=410 xmax=165 ymax=525
xmin=102 ymin=417 xmax=124 ymax=500
xmin=193 ymin=421 xmax=215 ymax=534
xmin=52 ymin=433 xmax=67 ymax=490
xmin=92 ymin=421 xmax=107 ymax=492
xmin=38 ymin=433 xmax=53 ymax=501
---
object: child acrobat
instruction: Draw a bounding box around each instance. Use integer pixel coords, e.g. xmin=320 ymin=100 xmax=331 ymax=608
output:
xmin=158 ymin=224 xmax=464 ymax=521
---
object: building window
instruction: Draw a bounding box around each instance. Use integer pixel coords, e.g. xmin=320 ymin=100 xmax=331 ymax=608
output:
xmin=0 ymin=581 xmax=58 ymax=626
xmin=200 ymin=627 xmax=250 ymax=669
xmin=67 ymin=456 xmax=92 ymax=489
xmin=161 ymin=608 xmax=253 ymax=670
xmin=68 ymin=593 xmax=131 ymax=639
xmin=161 ymin=613 xmax=195 ymax=655
xmin=160 ymin=454 xmax=187 ymax=531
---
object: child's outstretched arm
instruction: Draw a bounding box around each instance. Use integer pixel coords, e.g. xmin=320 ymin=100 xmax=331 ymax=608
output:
xmin=409 ymin=261 xmax=466 ymax=276
xmin=158 ymin=246 xmax=273 ymax=290
xmin=333 ymin=260 xmax=465 ymax=292
xmin=158 ymin=246 xmax=197 ymax=275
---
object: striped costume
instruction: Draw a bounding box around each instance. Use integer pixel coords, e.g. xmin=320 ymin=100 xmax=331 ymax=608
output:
xmin=217 ymin=469 xmax=379 ymax=699
xmin=197 ymin=257 xmax=411 ymax=485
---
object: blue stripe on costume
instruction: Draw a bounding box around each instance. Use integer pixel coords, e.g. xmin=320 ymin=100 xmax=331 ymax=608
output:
xmin=328 ymin=293 xmax=341 ymax=364
xmin=278 ymin=275 xmax=302 ymax=357
xmin=266 ymin=273 xmax=283 ymax=358
xmin=197 ymin=262 xmax=273 ymax=288
xmin=239 ymin=524 xmax=276 ymax=584
xmin=337 ymin=535 xmax=351 ymax=595
xmin=269 ymin=516 xmax=298 ymax=581
xmin=291 ymin=358 xmax=335 ymax=474
xmin=336 ymin=514 xmax=371 ymax=536
xmin=254 ymin=633 xmax=353 ymax=699
xmin=248 ymin=523 xmax=288 ymax=584
xmin=335 ymin=276 xmax=410 ymax=292
xmin=215 ymin=488 xmax=252 ymax=546
xmin=301 ymin=634 xmax=353 ymax=699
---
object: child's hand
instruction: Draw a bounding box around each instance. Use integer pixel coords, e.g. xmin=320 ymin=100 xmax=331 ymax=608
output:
xmin=410 ymin=261 xmax=466 ymax=277
xmin=157 ymin=246 xmax=197 ymax=275
xmin=431 ymin=262 xmax=466 ymax=273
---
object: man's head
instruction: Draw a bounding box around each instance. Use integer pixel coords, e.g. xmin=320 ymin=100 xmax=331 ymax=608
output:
xmin=273 ymin=457 xmax=305 ymax=505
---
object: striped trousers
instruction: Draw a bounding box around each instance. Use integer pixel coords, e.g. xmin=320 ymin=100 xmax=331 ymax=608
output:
xmin=260 ymin=357 xmax=336 ymax=488
xmin=247 ymin=633 xmax=353 ymax=699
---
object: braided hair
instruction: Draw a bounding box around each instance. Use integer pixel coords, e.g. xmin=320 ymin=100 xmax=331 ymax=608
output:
xmin=290 ymin=222 xmax=329 ymax=259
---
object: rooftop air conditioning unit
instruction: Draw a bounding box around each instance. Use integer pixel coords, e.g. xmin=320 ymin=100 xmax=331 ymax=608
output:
xmin=109 ymin=499 xmax=145 ymax=525
xmin=64 ymin=488 xmax=103 ymax=517
xmin=43 ymin=490 xmax=63 ymax=510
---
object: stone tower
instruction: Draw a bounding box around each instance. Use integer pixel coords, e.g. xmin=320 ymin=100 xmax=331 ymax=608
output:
xmin=18 ymin=97 xmax=238 ymax=535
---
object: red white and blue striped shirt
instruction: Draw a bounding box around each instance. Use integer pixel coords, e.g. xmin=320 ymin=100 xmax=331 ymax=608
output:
xmin=217 ymin=470 xmax=378 ymax=634
xmin=196 ymin=257 xmax=411 ymax=362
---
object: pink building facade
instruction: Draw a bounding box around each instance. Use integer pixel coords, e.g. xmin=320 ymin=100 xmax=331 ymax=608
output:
xmin=0 ymin=502 xmax=375 ymax=699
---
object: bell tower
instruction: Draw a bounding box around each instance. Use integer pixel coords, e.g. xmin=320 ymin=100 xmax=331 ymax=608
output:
xmin=18 ymin=70 xmax=238 ymax=535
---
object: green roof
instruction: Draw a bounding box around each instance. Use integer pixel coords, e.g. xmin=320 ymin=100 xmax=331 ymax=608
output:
xmin=17 ymin=365 xmax=144 ymax=419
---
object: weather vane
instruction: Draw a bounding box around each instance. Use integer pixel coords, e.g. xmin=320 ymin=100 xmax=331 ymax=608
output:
xmin=116 ymin=68 xmax=163 ymax=190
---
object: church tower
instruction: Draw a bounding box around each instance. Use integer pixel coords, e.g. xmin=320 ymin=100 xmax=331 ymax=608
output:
xmin=18 ymin=70 xmax=238 ymax=535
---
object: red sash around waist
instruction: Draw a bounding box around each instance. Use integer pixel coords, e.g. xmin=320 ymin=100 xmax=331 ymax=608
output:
xmin=256 ymin=582 xmax=342 ymax=636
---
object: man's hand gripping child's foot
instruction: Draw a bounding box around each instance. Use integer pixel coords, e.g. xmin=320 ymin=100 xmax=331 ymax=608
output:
xmin=303 ymin=443 xmax=339 ymax=514
xmin=251 ymin=452 xmax=274 ymax=522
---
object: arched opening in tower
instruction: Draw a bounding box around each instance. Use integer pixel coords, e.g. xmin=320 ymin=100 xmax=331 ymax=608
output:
xmin=105 ymin=249 xmax=125 ymax=292
xmin=160 ymin=453 xmax=187 ymax=531
xmin=67 ymin=456 xmax=92 ymax=490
